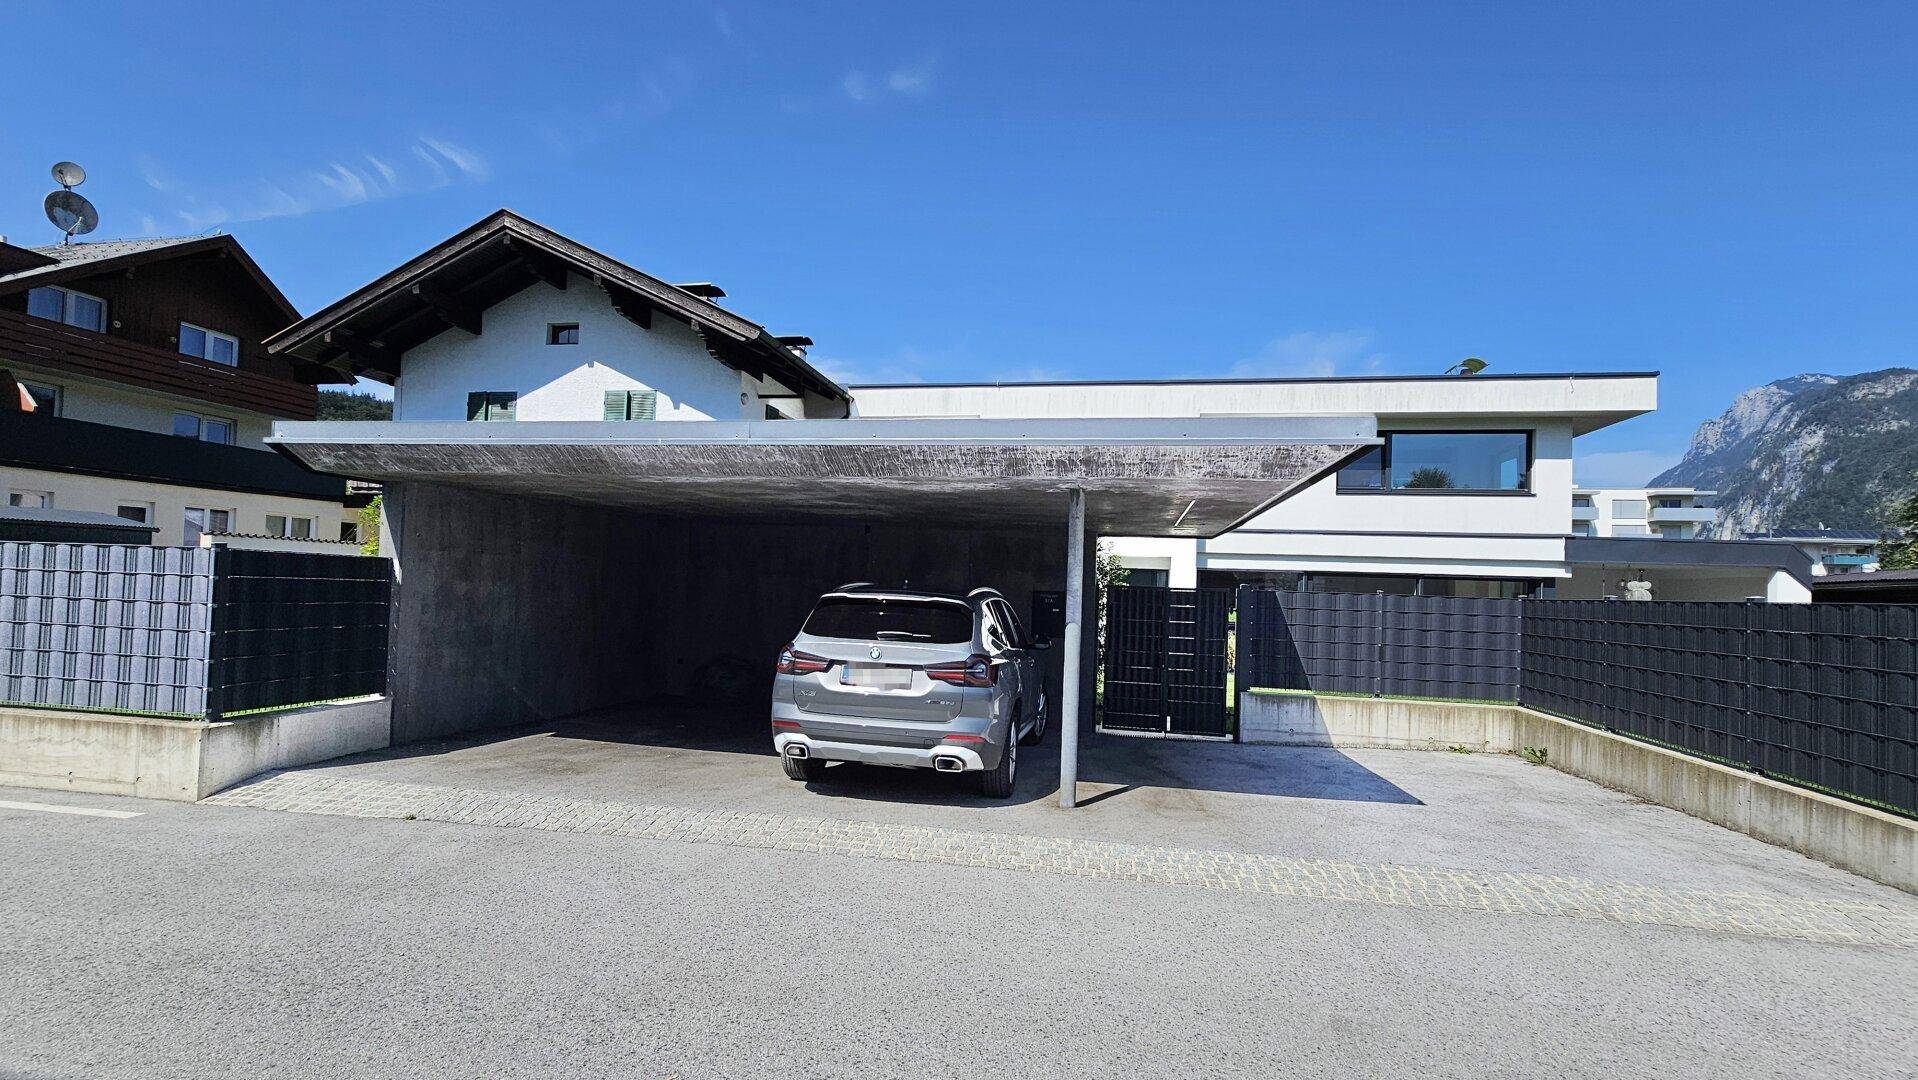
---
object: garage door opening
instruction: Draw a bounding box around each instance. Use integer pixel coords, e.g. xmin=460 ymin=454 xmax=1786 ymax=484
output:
xmin=271 ymin=416 xmax=1375 ymax=807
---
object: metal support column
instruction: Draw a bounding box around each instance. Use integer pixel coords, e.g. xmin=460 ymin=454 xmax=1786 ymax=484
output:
xmin=1060 ymin=487 xmax=1085 ymax=809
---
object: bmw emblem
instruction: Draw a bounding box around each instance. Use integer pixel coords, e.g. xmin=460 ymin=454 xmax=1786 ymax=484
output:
xmin=870 ymin=646 xmax=882 ymax=659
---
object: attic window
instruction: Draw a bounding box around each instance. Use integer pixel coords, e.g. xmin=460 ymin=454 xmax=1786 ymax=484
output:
xmin=548 ymin=323 xmax=579 ymax=346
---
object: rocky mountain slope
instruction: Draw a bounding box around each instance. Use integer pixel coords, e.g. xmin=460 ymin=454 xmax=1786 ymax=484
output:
xmin=1650 ymin=368 xmax=1918 ymax=538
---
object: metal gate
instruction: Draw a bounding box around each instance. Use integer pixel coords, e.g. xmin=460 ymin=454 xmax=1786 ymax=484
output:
xmin=1100 ymin=586 xmax=1231 ymax=738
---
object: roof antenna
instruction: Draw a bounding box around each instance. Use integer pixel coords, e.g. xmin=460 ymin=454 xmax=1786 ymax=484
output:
xmin=1446 ymin=357 xmax=1487 ymax=376
xmin=44 ymin=162 xmax=99 ymax=246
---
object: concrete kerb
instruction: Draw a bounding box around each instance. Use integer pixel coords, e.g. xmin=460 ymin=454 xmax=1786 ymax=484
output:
xmin=0 ymin=697 xmax=391 ymax=802
xmin=1239 ymin=690 xmax=1917 ymax=894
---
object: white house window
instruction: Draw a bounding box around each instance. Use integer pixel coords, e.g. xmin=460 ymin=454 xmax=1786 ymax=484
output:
xmin=1611 ymin=499 xmax=1648 ymax=519
xmin=264 ymin=514 xmax=315 ymax=540
xmin=183 ymin=507 xmax=233 ymax=546
xmin=179 ymin=322 xmax=240 ymax=366
xmin=339 ymin=521 xmax=360 ymax=543
xmin=548 ymin=323 xmax=580 ymax=345
xmin=26 ymin=286 xmax=107 ymax=331
xmin=172 ymin=412 xmax=236 ymax=444
xmin=116 ymin=504 xmax=153 ymax=524
xmin=20 ymin=381 xmax=61 ymax=415
xmin=8 ymin=491 xmax=53 ymax=509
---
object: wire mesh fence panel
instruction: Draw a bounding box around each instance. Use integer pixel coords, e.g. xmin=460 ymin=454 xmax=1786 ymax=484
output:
xmin=206 ymin=548 xmax=392 ymax=715
xmin=0 ymin=543 xmax=213 ymax=714
xmin=1518 ymin=600 xmax=1917 ymax=815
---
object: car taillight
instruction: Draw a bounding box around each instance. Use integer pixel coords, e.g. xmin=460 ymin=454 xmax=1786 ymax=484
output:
xmin=926 ymin=654 xmax=995 ymax=688
xmin=776 ymin=645 xmax=831 ymax=675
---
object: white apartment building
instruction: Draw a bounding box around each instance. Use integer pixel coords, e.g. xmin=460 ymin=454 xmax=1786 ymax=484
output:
xmin=1572 ymin=486 xmax=1717 ymax=539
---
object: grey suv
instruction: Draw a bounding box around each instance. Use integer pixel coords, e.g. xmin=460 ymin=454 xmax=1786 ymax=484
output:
xmin=771 ymin=585 xmax=1049 ymax=797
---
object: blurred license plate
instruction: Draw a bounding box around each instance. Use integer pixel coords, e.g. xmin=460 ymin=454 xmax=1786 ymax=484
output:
xmin=842 ymin=664 xmax=912 ymax=689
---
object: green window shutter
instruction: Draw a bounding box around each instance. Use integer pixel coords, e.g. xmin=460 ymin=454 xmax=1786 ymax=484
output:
xmin=604 ymin=390 xmax=628 ymax=421
xmin=466 ymin=392 xmax=487 ymax=422
xmin=630 ymin=389 xmax=657 ymax=420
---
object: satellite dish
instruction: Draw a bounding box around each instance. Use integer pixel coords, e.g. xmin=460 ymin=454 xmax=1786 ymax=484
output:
xmin=45 ymin=190 xmax=100 ymax=239
xmin=51 ymin=161 xmax=87 ymax=189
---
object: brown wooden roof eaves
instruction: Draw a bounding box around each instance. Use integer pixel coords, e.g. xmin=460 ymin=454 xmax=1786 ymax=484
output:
xmin=265 ymin=209 xmax=849 ymax=400
xmin=0 ymin=234 xmax=302 ymax=326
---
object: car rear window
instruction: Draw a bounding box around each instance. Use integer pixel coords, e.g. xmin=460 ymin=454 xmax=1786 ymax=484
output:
xmin=802 ymin=598 xmax=973 ymax=644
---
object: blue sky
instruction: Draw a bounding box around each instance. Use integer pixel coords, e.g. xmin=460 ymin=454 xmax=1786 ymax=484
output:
xmin=5 ymin=1 xmax=1915 ymax=485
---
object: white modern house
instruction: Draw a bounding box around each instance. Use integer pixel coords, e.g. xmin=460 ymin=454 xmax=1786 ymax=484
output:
xmin=1571 ymin=486 xmax=1717 ymax=539
xmin=853 ymin=375 xmax=1659 ymax=596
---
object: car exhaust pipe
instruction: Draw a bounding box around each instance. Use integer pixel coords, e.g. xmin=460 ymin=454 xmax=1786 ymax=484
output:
xmin=933 ymin=755 xmax=965 ymax=773
xmin=786 ymin=744 xmax=810 ymax=760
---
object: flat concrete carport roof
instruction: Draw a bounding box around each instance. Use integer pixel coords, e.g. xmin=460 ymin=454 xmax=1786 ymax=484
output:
xmin=272 ymin=415 xmax=1377 ymax=807
xmin=271 ymin=416 xmax=1376 ymax=535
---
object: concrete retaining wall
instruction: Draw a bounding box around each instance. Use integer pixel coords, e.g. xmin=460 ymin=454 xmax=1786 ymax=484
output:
xmin=1240 ymin=691 xmax=1918 ymax=894
xmin=0 ymin=697 xmax=390 ymax=802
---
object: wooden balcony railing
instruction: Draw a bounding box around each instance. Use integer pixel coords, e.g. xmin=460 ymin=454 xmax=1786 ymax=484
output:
xmin=0 ymin=308 xmax=318 ymax=419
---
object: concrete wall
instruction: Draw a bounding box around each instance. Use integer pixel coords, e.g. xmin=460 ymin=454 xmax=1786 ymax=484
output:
xmin=0 ymin=697 xmax=390 ymax=801
xmin=395 ymin=271 xmax=771 ymax=423
xmin=384 ymin=481 xmax=1088 ymax=745
xmin=1240 ymin=692 xmax=1918 ymax=894
xmin=0 ymin=464 xmax=354 ymax=547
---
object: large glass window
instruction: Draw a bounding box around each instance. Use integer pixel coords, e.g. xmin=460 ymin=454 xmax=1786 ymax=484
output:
xmin=1611 ymin=499 xmax=1648 ymax=519
xmin=1337 ymin=432 xmax=1531 ymax=493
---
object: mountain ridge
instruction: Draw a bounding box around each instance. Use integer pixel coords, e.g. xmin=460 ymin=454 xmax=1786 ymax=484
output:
xmin=1649 ymin=368 xmax=1918 ymax=538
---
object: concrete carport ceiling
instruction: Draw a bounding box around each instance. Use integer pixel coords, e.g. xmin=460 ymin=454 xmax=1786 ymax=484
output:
xmin=269 ymin=417 xmax=1377 ymax=537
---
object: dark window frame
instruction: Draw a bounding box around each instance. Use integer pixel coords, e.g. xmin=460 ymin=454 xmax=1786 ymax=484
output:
xmin=548 ymin=323 xmax=580 ymax=346
xmin=1336 ymin=429 xmax=1535 ymax=496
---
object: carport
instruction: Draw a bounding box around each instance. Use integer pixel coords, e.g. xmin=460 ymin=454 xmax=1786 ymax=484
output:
xmin=271 ymin=415 xmax=1374 ymax=806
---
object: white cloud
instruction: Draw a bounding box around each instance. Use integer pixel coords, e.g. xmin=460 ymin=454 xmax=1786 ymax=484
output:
xmin=1232 ymin=329 xmax=1387 ymax=378
xmin=813 ymin=346 xmax=937 ymax=386
xmin=841 ymin=71 xmax=873 ymax=102
xmin=143 ymin=135 xmax=492 ymax=232
xmin=418 ymin=136 xmax=490 ymax=182
xmin=840 ymin=57 xmax=937 ymax=104
xmin=1573 ymin=449 xmax=1685 ymax=488
xmin=887 ymin=57 xmax=936 ymax=95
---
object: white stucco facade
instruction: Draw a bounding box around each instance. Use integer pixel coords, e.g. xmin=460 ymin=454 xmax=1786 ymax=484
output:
xmin=393 ymin=271 xmax=825 ymax=423
xmin=854 ymin=375 xmax=1656 ymax=592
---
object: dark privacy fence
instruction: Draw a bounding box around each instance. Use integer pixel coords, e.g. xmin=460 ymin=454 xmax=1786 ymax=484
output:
xmin=206 ymin=548 xmax=391 ymax=716
xmin=1235 ymin=589 xmax=1522 ymax=702
xmin=0 ymin=543 xmax=389 ymax=719
xmin=1231 ymin=588 xmax=1918 ymax=814
xmin=1522 ymin=601 xmax=1917 ymax=816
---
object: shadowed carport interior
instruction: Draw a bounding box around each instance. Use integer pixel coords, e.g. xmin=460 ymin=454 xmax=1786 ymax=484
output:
xmin=271 ymin=416 xmax=1374 ymax=803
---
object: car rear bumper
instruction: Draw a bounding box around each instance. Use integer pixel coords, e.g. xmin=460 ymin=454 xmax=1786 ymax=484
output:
xmin=774 ymin=732 xmax=986 ymax=772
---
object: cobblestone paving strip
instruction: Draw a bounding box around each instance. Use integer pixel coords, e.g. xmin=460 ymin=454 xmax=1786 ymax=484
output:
xmin=206 ymin=773 xmax=1918 ymax=948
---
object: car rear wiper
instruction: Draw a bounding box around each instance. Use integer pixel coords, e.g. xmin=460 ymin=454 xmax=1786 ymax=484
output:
xmin=874 ymin=631 xmax=928 ymax=640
